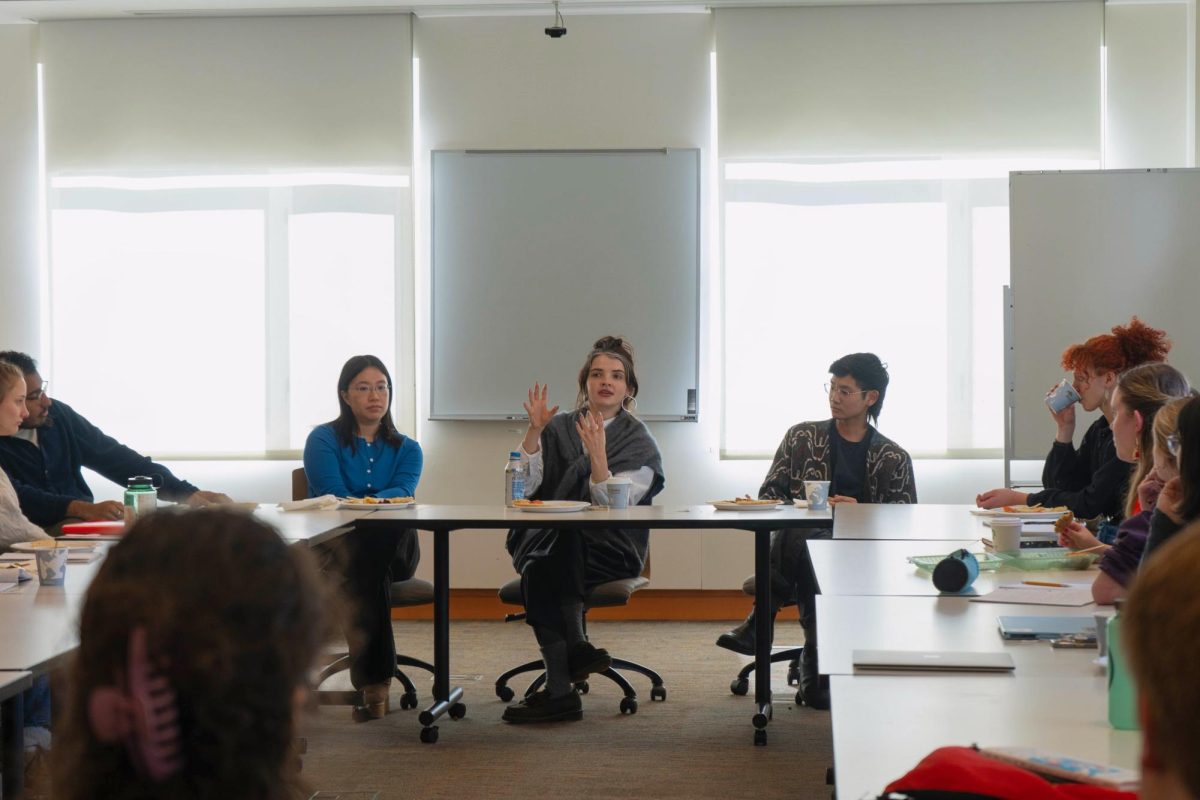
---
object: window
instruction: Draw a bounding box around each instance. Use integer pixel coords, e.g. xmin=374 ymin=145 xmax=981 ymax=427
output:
xmin=721 ymin=158 xmax=1095 ymax=459
xmin=48 ymin=174 xmax=408 ymax=457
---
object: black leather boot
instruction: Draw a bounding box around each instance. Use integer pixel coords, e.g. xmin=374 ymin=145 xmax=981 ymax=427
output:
xmin=798 ymin=626 xmax=830 ymax=710
xmin=715 ymin=610 xmax=757 ymax=655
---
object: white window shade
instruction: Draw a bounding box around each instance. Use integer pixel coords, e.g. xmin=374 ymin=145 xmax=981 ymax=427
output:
xmin=715 ymin=2 xmax=1102 ymax=159
xmin=39 ymin=15 xmax=412 ymax=173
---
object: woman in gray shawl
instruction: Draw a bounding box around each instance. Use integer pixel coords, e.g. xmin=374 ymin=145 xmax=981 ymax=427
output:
xmin=503 ymin=336 xmax=665 ymax=724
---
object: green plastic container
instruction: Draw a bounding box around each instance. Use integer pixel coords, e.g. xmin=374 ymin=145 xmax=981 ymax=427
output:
xmin=1106 ymin=606 xmax=1139 ymax=731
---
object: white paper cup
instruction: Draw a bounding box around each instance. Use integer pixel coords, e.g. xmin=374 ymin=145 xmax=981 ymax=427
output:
xmin=804 ymin=480 xmax=831 ymax=511
xmin=1046 ymin=378 xmax=1081 ymax=414
xmin=607 ymin=476 xmax=633 ymax=509
xmin=34 ymin=546 xmax=69 ymax=586
xmin=990 ymin=518 xmax=1023 ymax=554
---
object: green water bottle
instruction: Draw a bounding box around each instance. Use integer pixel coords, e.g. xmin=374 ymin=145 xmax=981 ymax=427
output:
xmin=124 ymin=475 xmax=158 ymax=525
xmin=1107 ymin=602 xmax=1139 ymax=730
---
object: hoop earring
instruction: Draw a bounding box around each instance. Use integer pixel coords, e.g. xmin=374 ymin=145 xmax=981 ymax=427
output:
xmin=622 ymin=394 xmax=637 ymax=412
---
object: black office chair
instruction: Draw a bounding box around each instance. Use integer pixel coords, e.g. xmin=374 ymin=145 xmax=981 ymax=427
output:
xmin=727 ymin=574 xmax=805 ymax=704
xmin=292 ymin=468 xmax=436 ymax=716
xmin=494 ymin=555 xmax=665 ymax=714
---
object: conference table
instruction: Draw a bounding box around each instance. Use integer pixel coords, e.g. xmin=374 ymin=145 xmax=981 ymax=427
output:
xmin=816 ymin=503 xmax=1134 ymax=797
xmin=362 ymin=503 xmax=832 ymax=745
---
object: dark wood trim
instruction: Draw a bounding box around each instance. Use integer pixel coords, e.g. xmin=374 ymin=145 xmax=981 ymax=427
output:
xmin=391 ymin=589 xmax=805 ymax=622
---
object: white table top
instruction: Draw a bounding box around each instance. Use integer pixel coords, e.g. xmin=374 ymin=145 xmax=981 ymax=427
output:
xmin=365 ymin=503 xmax=833 ymax=530
xmin=816 ymin=594 xmax=1107 ymax=678
xmin=808 ymin=539 xmax=1099 ymax=597
xmin=832 ymin=503 xmax=994 ymax=541
xmin=253 ymin=506 xmax=367 ymax=546
xmin=830 ymin=674 xmax=1140 ymax=800
xmin=0 ymin=670 xmax=32 ymax=701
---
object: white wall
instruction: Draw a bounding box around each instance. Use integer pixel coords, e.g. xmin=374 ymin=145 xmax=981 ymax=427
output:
xmin=0 ymin=25 xmax=41 ymax=354
xmin=1105 ymin=2 xmax=1189 ymax=168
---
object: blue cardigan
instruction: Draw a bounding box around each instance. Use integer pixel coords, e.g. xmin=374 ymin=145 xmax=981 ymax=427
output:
xmin=0 ymin=400 xmax=199 ymax=526
xmin=302 ymin=424 xmax=423 ymax=499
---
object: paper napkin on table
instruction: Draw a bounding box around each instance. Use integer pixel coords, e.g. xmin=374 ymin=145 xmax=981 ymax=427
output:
xmin=278 ymin=494 xmax=339 ymax=512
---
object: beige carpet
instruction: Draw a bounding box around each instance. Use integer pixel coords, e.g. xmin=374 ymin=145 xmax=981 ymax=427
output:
xmin=300 ymin=621 xmax=833 ymax=800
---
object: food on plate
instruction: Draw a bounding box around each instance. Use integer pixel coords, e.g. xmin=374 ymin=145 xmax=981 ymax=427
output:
xmin=1000 ymin=504 xmax=1068 ymax=514
xmin=1053 ymin=511 xmax=1075 ymax=535
xmin=722 ymin=495 xmax=779 ymax=506
xmin=513 ymin=499 xmax=545 ymax=507
xmin=344 ymin=496 xmax=414 ymax=505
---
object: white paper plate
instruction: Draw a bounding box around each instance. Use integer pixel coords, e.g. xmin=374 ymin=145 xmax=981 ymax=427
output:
xmin=512 ymin=500 xmax=591 ymax=513
xmin=337 ymin=499 xmax=416 ymax=510
xmin=10 ymin=540 xmax=98 ymax=552
xmin=972 ymin=508 xmax=1067 ymax=521
xmin=710 ymin=500 xmax=783 ymax=512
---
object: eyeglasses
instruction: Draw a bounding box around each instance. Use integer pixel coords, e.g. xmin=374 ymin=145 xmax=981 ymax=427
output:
xmin=824 ymin=382 xmax=869 ymax=400
xmin=26 ymin=382 xmax=48 ymax=403
xmin=1166 ymin=433 xmax=1180 ymax=457
xmin=348 ymin=383 xmax=390 ymax=397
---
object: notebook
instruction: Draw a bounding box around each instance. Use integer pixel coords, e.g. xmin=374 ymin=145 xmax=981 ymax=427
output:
xmin=852 ymin=649 xmax=1015 ymax=673
xmin=997 ymin=615 xmax=1096 ymax=641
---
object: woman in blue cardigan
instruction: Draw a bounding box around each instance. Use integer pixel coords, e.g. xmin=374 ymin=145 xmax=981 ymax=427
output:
xmin=303 ymin=355 xmax=423 ymax=721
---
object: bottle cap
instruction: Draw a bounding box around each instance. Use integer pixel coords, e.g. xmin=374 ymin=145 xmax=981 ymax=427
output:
xmin=126 ymin=475 xmax=155 ymax=488
xmin=509 ymin=451 xmax=521 ymax=458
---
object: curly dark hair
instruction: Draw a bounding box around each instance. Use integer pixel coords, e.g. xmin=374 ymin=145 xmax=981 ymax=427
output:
xmin=575 ymin=335 xmax=640 ymax=414
xmin=54 ymin=508 xmax=331 ymax=800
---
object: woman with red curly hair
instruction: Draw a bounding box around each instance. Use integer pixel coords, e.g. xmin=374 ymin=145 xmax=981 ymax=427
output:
xmin=977 ymin=317 xmax=1170 ymax=521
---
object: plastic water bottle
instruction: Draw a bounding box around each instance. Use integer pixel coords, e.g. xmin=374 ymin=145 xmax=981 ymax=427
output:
xmin=505 ymin=452 xmax=526 ymax=507
xmin=123 ymin=475 xmax=158 ymax=525
xmin=1106 ymin=606 xmax=1139 ymax=730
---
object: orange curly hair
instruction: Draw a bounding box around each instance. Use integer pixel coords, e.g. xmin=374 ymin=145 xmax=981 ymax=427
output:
xmin=1060 ymin=317 xmax=1171 ymax=374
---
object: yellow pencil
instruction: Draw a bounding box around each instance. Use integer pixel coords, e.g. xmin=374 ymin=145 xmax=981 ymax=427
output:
xmin=1023 ymin=580 xmax=1069 ymax=588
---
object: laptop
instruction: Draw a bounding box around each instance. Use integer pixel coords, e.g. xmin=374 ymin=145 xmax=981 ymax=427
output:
xmin=852 ymin=649 xmax=1015 ymax=673
xmin=997 ymin=615 xmax=1097 ymax=641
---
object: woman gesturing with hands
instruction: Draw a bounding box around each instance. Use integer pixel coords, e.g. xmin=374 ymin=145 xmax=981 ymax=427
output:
xmin=502 ymin=337 xmax=665 ymax=725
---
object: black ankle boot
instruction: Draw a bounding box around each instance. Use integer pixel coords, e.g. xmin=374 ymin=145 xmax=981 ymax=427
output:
xmin=716 ymin=614 xmax=756 ymax=655
xmin=799 ymin=646 xmax=830 ymax=710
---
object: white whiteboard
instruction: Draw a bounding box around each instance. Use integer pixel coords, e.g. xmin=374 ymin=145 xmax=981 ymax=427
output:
xmin=430 ymin=149 xmax=700 ymax=420
xmin=1007 ymin=169 xmax=1200 ymax=461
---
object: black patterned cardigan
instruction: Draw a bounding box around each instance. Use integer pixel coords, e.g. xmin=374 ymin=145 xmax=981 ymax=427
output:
xmin=758 ymin=419 xmax=917 ymax=504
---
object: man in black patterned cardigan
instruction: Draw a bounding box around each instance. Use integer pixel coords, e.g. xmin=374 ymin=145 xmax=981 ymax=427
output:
xmin=716 ymin=352 xmax=917 ymax=709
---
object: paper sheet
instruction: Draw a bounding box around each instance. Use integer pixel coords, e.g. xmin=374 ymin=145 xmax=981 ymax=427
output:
xmin=970 ymin=583 xmax=1094 ymax=606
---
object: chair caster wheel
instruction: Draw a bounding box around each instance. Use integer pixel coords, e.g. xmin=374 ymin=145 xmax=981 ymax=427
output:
xmin=420 ymin=726 xmax=439 ymax=744
xmin=730 ymin=678 xmax=749 ymax=696
xmin=574 ymin=680 xmax=590 ymax=695
xmin=351 ymin=705 xmax=374 ymax=723
xmin=795 ymin=689 xmax=805 ymax=706
xmin=619 ymin=697 xmax=638 ymax=715
xmin=496 ymin=685 xmax=514 ymax=702
xmin=787 ymin=666 xmax=801 ymax=686
xmin=449 ymin=702 xmax=467 ymax=720
xmin=754 ymin=729 xmax=767 ymax=746
xmin=399 ymin=692 xmax=418 ymax=710
xmin=650 ymin=685 xmax=666 ymax=701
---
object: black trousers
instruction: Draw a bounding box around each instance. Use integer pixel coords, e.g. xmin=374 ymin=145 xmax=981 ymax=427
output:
xmin=770 ymin=527 xmax=831 ymax=653
xmin=326 ymin=525 xmax=419 ymax=688
xmin=520 ymin=532 xmax=587 ymax=639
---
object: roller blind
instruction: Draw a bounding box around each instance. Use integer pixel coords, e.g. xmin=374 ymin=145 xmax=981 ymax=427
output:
xmin=716 ymin=2 xmax=1102 ymax=159
xmin=40 ymin=15 xmax=412 ymax=172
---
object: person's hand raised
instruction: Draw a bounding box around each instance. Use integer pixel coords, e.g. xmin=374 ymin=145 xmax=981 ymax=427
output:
xmin=1157 ymin=476 xmax=1185 ymax=524
xmin=576 ymin=407 xmax=607 ymax=458
xmin=523 ymin=383 xmax=559 ymax=432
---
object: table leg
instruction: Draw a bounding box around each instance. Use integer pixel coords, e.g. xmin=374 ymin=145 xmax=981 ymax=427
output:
xmin=2 ymin=693 xmax=25 ymax=798
xmin=417 ymin=527 xmax=464 ymax=743
xmin=752 ymin=527 xmax=772 ymax=745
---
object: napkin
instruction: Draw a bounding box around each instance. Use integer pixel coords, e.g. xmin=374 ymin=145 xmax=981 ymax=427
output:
xmin=278 ymin=494 xmax=339 ymax=512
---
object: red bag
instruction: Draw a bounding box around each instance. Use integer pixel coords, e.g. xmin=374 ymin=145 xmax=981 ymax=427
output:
xmin=880 ymin=747 xmax=1138 ymax=800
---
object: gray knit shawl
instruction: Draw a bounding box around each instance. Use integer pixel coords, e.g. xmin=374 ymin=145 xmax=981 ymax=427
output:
xmin=506 ymin=409 xmax=665 ymax=581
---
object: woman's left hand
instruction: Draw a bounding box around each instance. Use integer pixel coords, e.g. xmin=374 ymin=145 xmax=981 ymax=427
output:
xmin=1058 ymin=521 xmax=1101 ymax=550
xmin=1157 ymin=476 xmax=1185 ymax=524
xmin=576 ymin=409 xmax=609 ymax=479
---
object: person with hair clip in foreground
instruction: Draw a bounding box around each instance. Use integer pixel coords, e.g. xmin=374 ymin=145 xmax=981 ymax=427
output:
xmin=503 ymin=336 xmax=665 ymax=724
xmin=716 ymin=352 xmax=916 ymax=710
xmin=52 ymin=508 xmax=330 ymax=800
xmin=977 ymin=317 xmax=1171 ymax=523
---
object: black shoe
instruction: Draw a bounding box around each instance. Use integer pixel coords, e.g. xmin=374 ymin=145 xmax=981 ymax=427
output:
xmin=716 ymin=618 xmax=756 ymax=656
xmin=502 ymin=689 xmax=583 ymax=724
xmin=799 ymin=648 xmax=830 ymax=710
xmin=568 ymin=642 xmax=613 ymax=682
